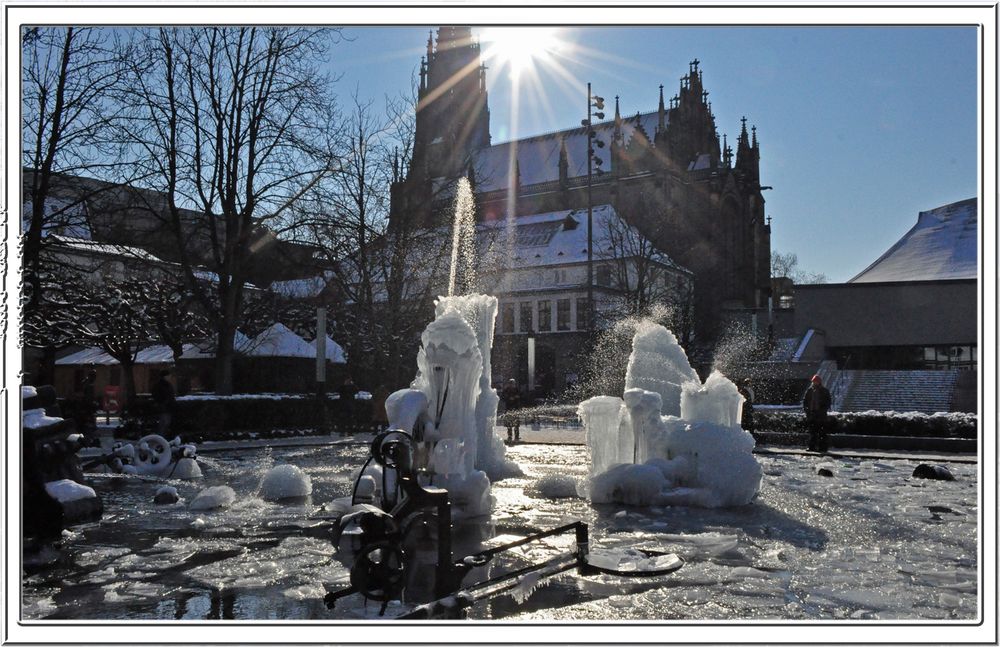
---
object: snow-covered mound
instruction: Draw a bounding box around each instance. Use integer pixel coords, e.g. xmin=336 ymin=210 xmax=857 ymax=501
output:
xmin=190 ymin=485 xmax=236 ymax=510
xmin=260 ymin=465 xmax=312 ymax=501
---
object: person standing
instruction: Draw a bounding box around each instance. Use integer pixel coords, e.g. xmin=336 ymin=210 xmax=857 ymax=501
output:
xmin=151 ymin=370 xmax=176 ymax=435
xmin=501 ymin=378 xmax=521 ymax=443
xmin=803 ymin=374 xmax=831 ymax=452
xmin=339 ymin=376 xmax=360 ymax=424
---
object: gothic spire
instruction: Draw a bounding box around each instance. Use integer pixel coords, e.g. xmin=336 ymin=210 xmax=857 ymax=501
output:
xmin=426 ymin=30 xmax=434 ymax=58
xmin=613 ymin=95 xmax=622 ymax=139
xmin=658 ymin=84 xmax=665 ymax=132
xmin=558 ymin=135 xmax=569 ymax=187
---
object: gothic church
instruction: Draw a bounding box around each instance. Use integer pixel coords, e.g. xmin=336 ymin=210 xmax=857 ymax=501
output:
xmin=390 ymin=26 xmax=773 ymax=344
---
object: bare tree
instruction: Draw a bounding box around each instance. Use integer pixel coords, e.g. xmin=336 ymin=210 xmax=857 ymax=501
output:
xmin=146 ymin=274 xmax=210 ymax=363
xmin=595 ymin=208 xmax=695 ymax=346
xmin=21 ymin=27 xmax=129 ymax=314
xmin=294 ymin=87 xmax=454 ymax=389
xmin=116 ymin=27 xmax=342 ymax=393
xmin=771 ymin=250 xmax=828 ymax=284
xmin=28 ymin=263 xmax=159 ymax=405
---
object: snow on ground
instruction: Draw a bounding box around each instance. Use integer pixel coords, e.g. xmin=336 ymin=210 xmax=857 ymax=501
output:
xmin=22 ymin=433 xmax=977 ymax=622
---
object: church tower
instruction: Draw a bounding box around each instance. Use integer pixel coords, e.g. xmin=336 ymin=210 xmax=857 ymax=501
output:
xmin=392 ymin=27 xmax=491 ymax=231
xmin=411 ymin=27 xmax=491 ymax=185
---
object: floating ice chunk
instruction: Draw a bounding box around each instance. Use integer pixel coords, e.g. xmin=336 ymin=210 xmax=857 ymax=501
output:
xmin=586 ymin=548 xmax=683 ymax=574
xmin=190 ymin=518 xmax=207 ymax=529
xmin=189 ymin=485 xmax=236 ymax=510
xmin=260 ymin=465 xmax=312 ymax=501
xmin=283 ymin=584 xmax=326 ymax=600
xmin=533 ymin=474 xmax=581 ymax=499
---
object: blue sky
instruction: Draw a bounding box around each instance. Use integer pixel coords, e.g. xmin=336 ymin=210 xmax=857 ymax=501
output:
xmin=329 ymin=25 xmax=978 ymax=283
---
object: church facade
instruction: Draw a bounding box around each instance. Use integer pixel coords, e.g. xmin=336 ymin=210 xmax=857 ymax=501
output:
xmin=389 ymin=26 xmax=773 ymax=388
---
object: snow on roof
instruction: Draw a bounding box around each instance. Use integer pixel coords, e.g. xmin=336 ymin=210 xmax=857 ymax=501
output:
xmin=56 ymin=344 xmax=191 ymax=366
xmin=309 ymin=335 xmax=347 ymax=363
xmin=49 ymin=234 xmax=164 ymax=263
xmin=849 ymin=198 xmax=977 ymax=283
xmin=473 ymin=112 xmax=662 ymax=192
xmin=249 ymin=323 xmax=317 ymax=358
xmin=179 ymin=331 xmax=254 ymax=359
xmin=478 ymin=204 xmax=687 ymax=272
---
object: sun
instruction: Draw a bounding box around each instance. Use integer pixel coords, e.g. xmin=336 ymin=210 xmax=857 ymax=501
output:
xmin=480 ymin=27 xmax=564 ymax=76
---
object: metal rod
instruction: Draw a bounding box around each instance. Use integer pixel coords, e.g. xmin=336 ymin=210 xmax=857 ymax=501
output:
xmin=458 ymin=520 xmax=587 ymax=564
xmin=435 ymin=497 xmax=453 ymax=598
xmin=586 ymin=82 xmax=594 ymax=333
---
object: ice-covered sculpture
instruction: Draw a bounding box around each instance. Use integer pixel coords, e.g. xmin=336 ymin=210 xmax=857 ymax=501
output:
xmin=579 ymin=322 xmax=762 ymax=508
xmin=95 ymin=435 xmax=202 ymax=479
xmin=383 ymin=294 xmax=519 ymax=519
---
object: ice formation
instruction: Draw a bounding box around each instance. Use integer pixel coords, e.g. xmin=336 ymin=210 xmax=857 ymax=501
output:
xmin=579 ymin=321 xmax=762 ymax=508
xmin=260 ymin=464 xmax=312 ymax=501
xmin=383 ymin=294 xmax=519 ymax=519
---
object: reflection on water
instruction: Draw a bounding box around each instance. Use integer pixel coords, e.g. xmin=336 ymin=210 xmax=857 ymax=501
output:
xmin=21 ymin=441 xmax=978 ymax=621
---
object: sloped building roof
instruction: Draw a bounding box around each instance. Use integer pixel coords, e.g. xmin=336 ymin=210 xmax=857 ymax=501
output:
xmin=473 ymin=112 xmax=662 ymax=192
xmin=849 ymin=198 xmax=977 ymax=283
xmin=57 ymin=344 xmax=190 ymax=366
xmin=249 ymin=323 xmax=317 ymax=358
xmin=478 ymin=204 xmax=688 ymax=273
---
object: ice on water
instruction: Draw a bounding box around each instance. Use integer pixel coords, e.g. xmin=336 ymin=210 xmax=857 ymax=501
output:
xmin=580 ymin=321 xmax=762 ymax=507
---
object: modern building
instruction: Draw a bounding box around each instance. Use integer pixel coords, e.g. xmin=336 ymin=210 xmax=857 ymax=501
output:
xmin=389 ymin=26 xmax=772 ymax=385
xmin=784 ymin=197 xmax=978 ymax=413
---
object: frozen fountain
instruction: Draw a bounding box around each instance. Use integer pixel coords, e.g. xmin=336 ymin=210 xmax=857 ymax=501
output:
xmin=579 ymin=320 xmax=762 ymax=508
xmin=359 ymin=177 xmax=519 ymax=520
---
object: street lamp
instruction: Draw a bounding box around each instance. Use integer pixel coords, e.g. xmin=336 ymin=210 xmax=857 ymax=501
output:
xmin=582 ymin=83 xmax=605 ymax=333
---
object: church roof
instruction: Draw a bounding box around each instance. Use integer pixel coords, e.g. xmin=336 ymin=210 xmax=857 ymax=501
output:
xmin=849 ymin=197 xmax=977 ymax=283
xmin=478 ymin=204 xmax=687 ymax=273
xmin=473 ymin=111 xmax=663 ymax=192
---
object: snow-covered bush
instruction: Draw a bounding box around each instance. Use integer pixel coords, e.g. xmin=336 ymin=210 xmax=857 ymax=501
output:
xmin=753 ymin=409 xmax=977 ymax=439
